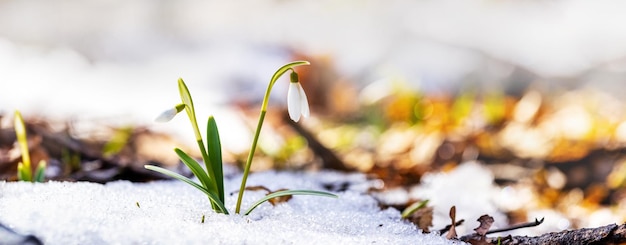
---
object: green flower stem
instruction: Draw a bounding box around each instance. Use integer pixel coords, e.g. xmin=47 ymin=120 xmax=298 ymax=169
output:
xmin=235 ymin=110 xmax=267 ymax=214
xmin=234 ymin=61 xmax=310 ymax=214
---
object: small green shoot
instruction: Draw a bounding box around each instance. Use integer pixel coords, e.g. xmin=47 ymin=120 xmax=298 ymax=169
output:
xmin=401 ymin=200 xmax=429 ymax=219
xmin=145 ymin=61 xmax=337 ymax=216
xmin=14 ymin=110 xmax=46 ymax=182
xmin=102 ymin=126 xmax=133 ymax=157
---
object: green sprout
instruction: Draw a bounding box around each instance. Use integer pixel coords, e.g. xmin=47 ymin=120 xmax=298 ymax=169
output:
xmin=14 ymin=110 xmax=46 ymax=182
xmin=145 ymin=61 xmax=337 ymax=215
xmin=401 ymin=199 xmax=429 ymax=219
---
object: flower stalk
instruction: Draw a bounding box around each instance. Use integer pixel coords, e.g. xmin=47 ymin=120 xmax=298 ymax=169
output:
xmin=234 ymin=61 xmax=310 ymax=214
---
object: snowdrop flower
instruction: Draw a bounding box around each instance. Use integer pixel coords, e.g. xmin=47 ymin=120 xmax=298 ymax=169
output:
xmin=155 ymin=103 xmax=186 ymax=122
xmin=287 ymin=71 xmax=310 ymax=122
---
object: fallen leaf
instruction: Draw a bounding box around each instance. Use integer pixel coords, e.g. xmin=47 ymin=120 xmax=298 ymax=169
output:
xmin=243 ymin=186 xmax=293 ymax=206
xmin=446 ymin=206 xmax=457 ymax=239
xmin=474 ymin=214 xmax=495 ymax=238
xmin=407 ymin=206 xmax=433 ymax=233
xmin=267 ymin=188 xmax=293 ymax=205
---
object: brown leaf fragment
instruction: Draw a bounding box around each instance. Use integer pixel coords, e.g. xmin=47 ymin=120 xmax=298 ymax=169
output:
xmin=446 ymin=206 xmax=458 ymax=239
xmin=244 ymin=186 xmax=272 ymax=193
xmin=408 ymin=206 xmax=434 ymax=233
xmin=235 ymin=186 xmax=293 ymax=206
xmin=468 ymin=238 xmax=492 ymax=245
xmin=474 ymin=215 xmax=495 ymax=238
xmin=267 ymin=188 xmax=292 ymax=206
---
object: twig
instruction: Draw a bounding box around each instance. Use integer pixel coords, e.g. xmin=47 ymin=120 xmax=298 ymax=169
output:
xmin=438 ymin=219 xmax=465 ymax=234
xmin=486 ymin=217 xmax=544 ymax=235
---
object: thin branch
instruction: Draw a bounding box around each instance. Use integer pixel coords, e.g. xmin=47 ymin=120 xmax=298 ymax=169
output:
xmin=486 ymin=217 xmax=544 ymax=235
xmin=438 ymin=219 xmax=465 ymax=234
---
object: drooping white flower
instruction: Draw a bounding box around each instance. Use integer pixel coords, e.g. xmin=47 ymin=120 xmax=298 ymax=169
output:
xmin=287 ymin=72 xmax=310 ymax=122
xmin=155 ymin=103 xmax=186 ymax=122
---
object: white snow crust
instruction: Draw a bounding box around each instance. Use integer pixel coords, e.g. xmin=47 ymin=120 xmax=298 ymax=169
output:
xmin=0 ymin=169 xmax=464 ymax=245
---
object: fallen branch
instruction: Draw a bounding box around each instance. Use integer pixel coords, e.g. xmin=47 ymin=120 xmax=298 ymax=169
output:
xmin=462 ymin=223 xmax=626 ymax=245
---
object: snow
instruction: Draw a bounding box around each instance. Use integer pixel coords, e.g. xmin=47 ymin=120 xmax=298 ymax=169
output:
xmin=0 ymin=167 xmax=463 ymax=244
xmin=410 ymin=162 xmax=509 ymax=235
xmin=372 ymin=162 xmax=509 ymax=235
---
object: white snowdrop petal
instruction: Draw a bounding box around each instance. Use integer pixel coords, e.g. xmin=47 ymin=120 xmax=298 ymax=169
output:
xmin=155 ymin=108 xmax=177 ymax=122
xmin=287 ymin=83 xmax=301 ymax=122
xmin=298 ymin=84 xmax=310 ymax=118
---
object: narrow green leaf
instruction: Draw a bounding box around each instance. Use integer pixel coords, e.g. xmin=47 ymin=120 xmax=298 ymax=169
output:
xmin=173 ymin=149 xmax=221 ymax=212
xmin=207 ymin=116 xmax=224 ymax=203
xmin=144 ymin=165 xmax=228 ymax=214
xmin=244 ymin=189 xmax=338 ymax=215
xmin=34 ymin=160 xmax=46 ymax=183
xmin=174 ymin=148 xmax=216 ymax=193
xmin=14 ymin=111 xmax=32 ymax=181
xmin=17 ymin=162 xmax=28 ymax=182
xmin=178 ymin=78 xmax=195 ymax=122
xmin=401 ymin=200 xmax=429 ymax=219
xmin=177 ymin=78 xmax=202 ymax=141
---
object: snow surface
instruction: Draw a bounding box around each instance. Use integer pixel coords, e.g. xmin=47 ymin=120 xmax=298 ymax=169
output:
xmin=0 ymin=167 xmax=464 ymax=244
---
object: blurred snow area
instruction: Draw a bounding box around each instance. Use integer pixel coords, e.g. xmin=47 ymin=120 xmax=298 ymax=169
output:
xmin=2 ymin=0 xmax=626 ymax=152
xmin=373 ymin=161 xmax=625 ymax=236
xmin=0 ymin=167 xmax=463 ymax=245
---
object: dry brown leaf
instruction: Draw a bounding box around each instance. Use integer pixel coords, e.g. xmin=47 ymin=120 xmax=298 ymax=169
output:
xmin=474 ymin=215 xmax=495 ymax=238
xmin=446 ymin=206 xmax=457 ymax=239
xmin=468 ymin=239 xmax=492 ymax=245
xmin=267 ymin=188 xmax=293 ymax=205
xmin=244 ymin=186 xmax=272 ymax=193
xmin=407 ymin=206 xmax=433 ymax=233
xmin=243 ymin=186 xmax=293 ymax=206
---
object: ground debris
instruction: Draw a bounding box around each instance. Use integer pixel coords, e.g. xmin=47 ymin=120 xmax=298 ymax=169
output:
xmin=483 ymin=223 xmax=626 ymax=245
xmin=0 ymin=116 xmax=185 ymax=182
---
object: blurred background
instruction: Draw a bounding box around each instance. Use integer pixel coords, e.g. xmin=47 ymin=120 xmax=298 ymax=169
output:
xmin=2 ymin=0 xmax=626 ymax=234
xmin=2 ymin=0 xmax=626 ymax=121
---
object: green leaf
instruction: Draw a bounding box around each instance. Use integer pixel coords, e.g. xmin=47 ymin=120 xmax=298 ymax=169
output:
xmin=102 ymin=127 xmax=133 ymax=157
xmin=401 ymin=199 xmax=429 ymax=219
xmin=34 ymin=160 xmax=46 ymax=183
xmin=17 ymin=162 xmax=28 ymax=182
xmin=174 ymin=148 xmax=216 ymax=194
xmin=14 ymin=110 xmax=32 ymax=181
xmin=244 ymin=189 xmax=338 ymax=215
xmin=177 ymin=78 xmax=202 ymax=141
xmin=144 ymin=165 xmax=228 ymax=214
xmin=207 ymin=116 xmax=224 ymax=203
